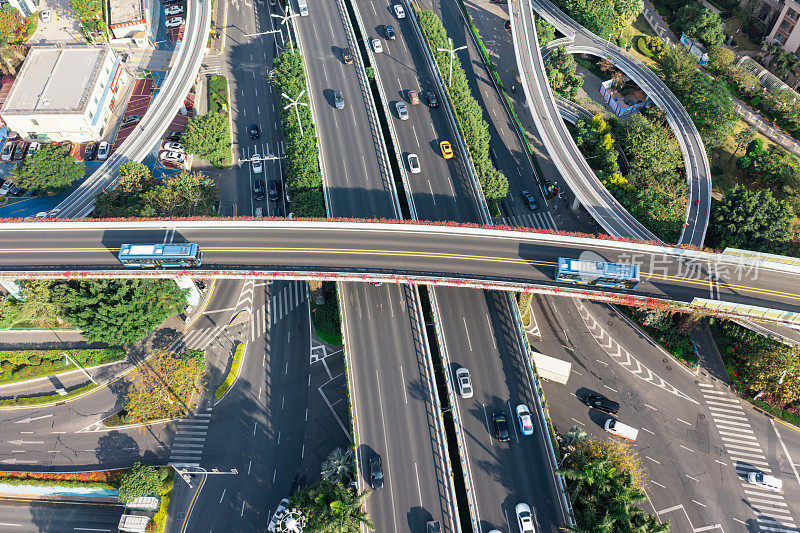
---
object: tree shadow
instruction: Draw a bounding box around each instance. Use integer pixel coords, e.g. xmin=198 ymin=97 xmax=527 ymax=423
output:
xmin=94 ymin=430 xmax=141 ymax=467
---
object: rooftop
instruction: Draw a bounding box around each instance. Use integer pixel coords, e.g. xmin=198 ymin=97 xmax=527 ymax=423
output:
xmin=1 ymin=46 xmax=108 ymax=115
xmin=110 ymin=0 xmax=147 ymax=27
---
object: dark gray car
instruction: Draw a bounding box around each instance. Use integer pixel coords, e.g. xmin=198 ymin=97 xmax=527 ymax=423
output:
xmin=334 ymin=91 xmax=345 ymax=109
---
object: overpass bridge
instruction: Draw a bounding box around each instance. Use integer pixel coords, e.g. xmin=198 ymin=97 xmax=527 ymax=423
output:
xmin=1 ymin=220 xmax=798 ymax=326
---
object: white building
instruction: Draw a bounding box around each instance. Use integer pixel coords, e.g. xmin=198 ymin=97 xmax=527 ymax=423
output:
xmin=5 ymin=0 xmax=37 ymax=17
xmin=0 ymin=45 xmax=130 ymax=142
xmin=109 ymin=0 xmax=151 ymax=47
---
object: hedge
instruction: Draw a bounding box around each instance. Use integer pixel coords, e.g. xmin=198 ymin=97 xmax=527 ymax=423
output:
xmin=0 ymin=470 xmax=123 ymax=489
xmin=0 ymin=382 xmax=98 ymax=407
xmin=0 ymin=348 xmax=126 ymax=385
xmin=215 ymin=342 xmax=244 ymax=399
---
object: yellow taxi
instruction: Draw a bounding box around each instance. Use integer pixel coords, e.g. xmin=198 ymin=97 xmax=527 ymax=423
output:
xmin=440 ymin=141 xmax=454 ymax=159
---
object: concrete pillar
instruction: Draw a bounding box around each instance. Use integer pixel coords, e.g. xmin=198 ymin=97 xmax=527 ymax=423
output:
xmin=175 ymin=277 xmax=201 ymax=307
xmin=0 ymin=278 xmax=24 ymax=300
xmin=571 ymin=196 xmax=580 ymax=211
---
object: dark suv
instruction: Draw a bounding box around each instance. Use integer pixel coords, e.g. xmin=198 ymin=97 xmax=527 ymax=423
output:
xmin=12 ymin=141 xmax=27 ymax=161
xmin=250 ymin=124 xmax=260 ymax=139
xmin=425 ymin=91 xmax=438 ymax=107
xmin=369 ymin=454 xmax=384 ymax=490
xmin=585 ymin=394 xmax=619 ymax=414
xmin=521 ymin=189 xmax=538 ymax=209
xmin=492 ymin=411 xmax=510 ymax=442
xmin=268 ymin=179 xmax=280 ymax=201
xmin=84 ymin=142 xmax=97 ymax=161
xmin=253 ymin=179 xmax=265 ymax=200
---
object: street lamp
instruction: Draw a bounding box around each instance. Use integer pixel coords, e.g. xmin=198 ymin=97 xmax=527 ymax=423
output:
xmin=272 ymin=9 xmax=300 ymax=51
xmin=63 ymin=351 xmax=96 ymax=384
xmin=282 ymin=90 xmax=308 ymax=137
xmin=437 ymin=38 xmax=467 ymax=87
xmin=172 ymin=466 xmax=238 ymax=488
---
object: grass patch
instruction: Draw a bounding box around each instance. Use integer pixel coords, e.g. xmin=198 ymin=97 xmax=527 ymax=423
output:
xmin=712 ymin=119 xmax=779 ymax=196
xmin=0 ymin=382 xmax=98 ymax=407
xmin=722 ymin=15 xmax=762 ymax=52
xmin=149 ymin=469 xmax=174 ymax=533
xmin=208 ymin=74 xmax=229 ymax=114
xmin=620 ymin=15 xmax=659 ymax=68
xmin=311 ymin=283 xmax=342 ymax=346
xmin=215 ymin=342 xmax=244 ymax=399
xmin=0 ymin=292 xmax=71 ymax=330
xmin=0 ymin=348 xmax=125 ymax=385
xmin=0 ymin=470 xmax=123 ymax=489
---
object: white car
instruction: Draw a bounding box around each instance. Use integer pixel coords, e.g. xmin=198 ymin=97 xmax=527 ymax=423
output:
xmin=455 ymin=367 xmax=473 ymax=398
xmin=252 ymin=154 xmax=263 ymax=174
xmin=40 ymin=9 xmax=51 ymax=23
xmin=97 ymin=141 xmax=110 ymax=160
xmin=395 ymin=101 xmax=409 ymax=120
xmin=165 ymin=4 xmax=184 ymax=16
xmin=0 ymin=141 xmax=12 ymax=162
xmin=267 ymin=498 xmax=290 ymax=532
xmin=516 ymin=404 xmax=534 ymax=436
xmin=748 ymin=472 xmax=783 ymax=491
xmin=0 ymin=181 xmax=12 ymax=196
xmin=372 ymin=38 xmax=383 ymax=53
xmin=407 ymin=153 xmax=420 ymax=173
xmin=26 ymin=142 xmax=40 ymax=157
xmin=160 ymin=150 xmax=185 ymax=164
xmin=394 ymin=4 xmax=406 ymax=18
xmin=516 ymin=502 xmax=536 ymax=533
xmin=165 ymin=16 xmax=184 ymax=28
xmin=164 ymin=141 xmax=184 ymax=152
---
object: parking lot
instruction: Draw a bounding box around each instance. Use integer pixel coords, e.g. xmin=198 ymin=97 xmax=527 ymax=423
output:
xmin=28 ymin=0 xmax=84 ymax=45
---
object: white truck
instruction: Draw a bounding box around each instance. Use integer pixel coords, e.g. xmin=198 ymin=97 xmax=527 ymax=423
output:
xmin=604 ymin=418 xmax=639 ymax=441
xmin=531 ymin=351 xmax=571 ymax=385
xmin=297 ymin=0 xmax=309 ymax=16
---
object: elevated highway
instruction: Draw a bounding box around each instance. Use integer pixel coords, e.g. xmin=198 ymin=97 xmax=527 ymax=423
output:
xmin=1 ymin=220 xmax=798 ymax=325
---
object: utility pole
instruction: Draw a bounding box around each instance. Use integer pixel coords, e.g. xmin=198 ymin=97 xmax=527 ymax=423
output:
xmin=437 ymin=38 xmax=467 ymax=87
xmin=282 ymin=90 xmax=308 ymax=137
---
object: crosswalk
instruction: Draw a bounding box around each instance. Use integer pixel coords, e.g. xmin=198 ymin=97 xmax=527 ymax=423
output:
xmin=698 ymin=384 xmax=798 ymax=533
xmin=168 ymin=407 xmax=213 ymax=468
xmin=269 ymin=281 xmax=309 ymax=325
xmin=496 ymin=211 xmax=557 ymax=230
xmin=169 ymin=325 xmax=229 ymax=353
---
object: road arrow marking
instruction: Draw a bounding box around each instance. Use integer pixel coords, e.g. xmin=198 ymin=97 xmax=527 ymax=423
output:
xmin=14 ymin=414 xmax=53 ymax=424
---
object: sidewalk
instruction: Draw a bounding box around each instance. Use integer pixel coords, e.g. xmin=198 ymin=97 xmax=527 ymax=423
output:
xmin=690 ymin=319 xmax=731 ymax=384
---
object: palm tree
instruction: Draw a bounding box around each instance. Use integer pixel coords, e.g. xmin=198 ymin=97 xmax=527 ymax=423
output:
xmin=321 ymin=447 xmax=354 ymax=485
xmin=562 ymin=425 xmax=588 ymax=449
xmin=324 ymin=484 xmax=374 ymax=532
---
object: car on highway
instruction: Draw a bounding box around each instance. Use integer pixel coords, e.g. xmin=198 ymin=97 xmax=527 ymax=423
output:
xmin=408 ymin=89 xmax=420 ymax=104
xmin=250 ymin=124 xmax=260 ymax=139
xmin=395 ymin=101 xmax=409 ymax=120
xmin=385 ymin=25 xmax=396 ymax=40
xmin=84 ymin=142 xmax=97 ymax=161
xmin=372 ymin=38 xmax=383 ymax=53
xmin=164 ymin=3 xmax=184 ymax=15
xmin=407 ymin=153 xmax=420 ymax=174
xmin=521 ymin=189 xmax=537 ymax=209
xmin=334 ymin=90 xmax=345 ymax=109
xmin=342 ymin=47 xmax=353 ymax=64
xmin=40 ymin=9 xmax=51 ymax=22
xmin=26 ymin=142 xmax=40 ymax=157
xmin=12 ymin=141 xmax=27 ymax=161
xmin=516 ymin=404 xmax=534 ymax=436
xmin=394 ymin=4 xmax=406 ymax=18
xmin=164 ymin=141 xmax=184 ymax=152
xmin=516 ymin=503 xmax=536 ymax=532
xmin=455 ymin=367 xmax=473 ymax=398
xmin=425 ymin=90 xmax=438 ymax=107
xmin=584 ymin=394 xmax=619 ymax=414
xmin=252 ymin=154 xmax=263 ymax=174
xmin=267 ymin=498 xmax=290 ymax=532
xmin=369 ymin=454 xmax=384 ymax=490
xmin=0 ymin=141 xmax=12 ymax=162
xmin=492 ymin=411 xmax=510 ymax=442
xmin=748 ymin=472 xmax=782 ymax=491
xmin=160 ymin=151 xmax=185 ymax=164
xmin=439 ymin=141 xmax=453 ymax=159
xmin=165 ymin=16 xmax=184 ymax=28
xmin=268 ymin=179 xmax=280 ymax=201
xmin=97 ymin=141 xmax=110 ymax=160
xmin=120 ymin=114 xmax=140 ymax=127
xmin=253 ymin=179 xmax=265 ymax=200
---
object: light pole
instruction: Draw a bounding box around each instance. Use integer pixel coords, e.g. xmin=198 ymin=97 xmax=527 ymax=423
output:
xmin=271 ymin=9 xmax=300 ymax=51
xmin=437 ymin=38 xmax=467 ymax=87
xmin=244 ymin=29 xmax=282 ymax=38
xmin=63 ymin=351 xmax=96 ymax=384
xmin=283 ymin=90 xmax=308 ymax=137
xmin=172 ymin=466 xmax=238 ymax=488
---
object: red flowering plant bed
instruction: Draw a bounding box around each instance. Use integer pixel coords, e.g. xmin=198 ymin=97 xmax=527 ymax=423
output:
xmin=0 ymin=470 xmax=124 ymax=489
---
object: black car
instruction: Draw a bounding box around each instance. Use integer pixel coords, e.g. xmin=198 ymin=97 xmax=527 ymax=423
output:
xmin=8 ymin=183 xmax=22 ymax=196
xmin=369 ymin=454 xmax=384 ymax=490
xmin=342 ymin=47 xmax=353 ymax=64
xmin=521 ymin=189 xmax=538 ymax=209
xmin=271 ymin=206 xmax=281 ymax=217
xmin=385 ymin=25 xmax=396 ymax=40
xmin=12 ymin=141 xmax=27 ymax=161
xmin=84 ymin=142 xmax=97 ymax=161
xmin=585 ymin=394 xmax=620 ymax=414
xmin=250 ymin=124 xmax=260 ymax=139
xmin=425 ymin=91 xmax=438 ymax=107
xmin=268 ymin=179 xmax=280 ymax=201
xmin=253 ymin=179 xmax=265 ymax=200
xmin=166 ymin=131 xmax=182 ymax=142
xmin=492 ymin=411 xmax=510 ymax=442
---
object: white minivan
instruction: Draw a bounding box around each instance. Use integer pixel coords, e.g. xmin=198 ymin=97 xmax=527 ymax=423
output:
xmin=748 ymin=472 xmax=782 ymax=491
xmin=604 ymin=418 xmax=638 ymax=441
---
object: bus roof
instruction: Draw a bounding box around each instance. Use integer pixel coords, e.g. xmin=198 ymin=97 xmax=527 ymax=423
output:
xmin=559 ymin=258 xmax=639 ymax=280
xmin=119 ymin=243 xmax=197 ymax=258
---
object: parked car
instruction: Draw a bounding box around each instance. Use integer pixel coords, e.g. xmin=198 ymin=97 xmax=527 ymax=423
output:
xmin=492 ymin=411 xmax=510 ymax=442
xmin=12 ymin=141 xmax=27 ymax=161
xmin=584 ymin=394 xmax=619 ymax=414
xmin=8 ymin=183 xmax=22 ymax=196
xmin=40 ymin=9 xmax=51 ymax=22
xmin=334 ymin=90 xmax=345 ymax=109
xmin=342 ymin=47 xmax=353 ymax=64
xmin=97 ymin=141 xmax=110 ymax=160
xmin=267 ymin=498 xmax=290 ymax=532
xmin=425 ymin=90 xmax=438 ymax=107
xmin=369 ymin=454 xmax=384 ymax=490
xmin=252 ymin=154 xmax=263 ymax=174
xmin=426 ymin=521 xmax=440 ymax=533
xmin=516 ymin=503 xmax=536 ymax=533
xmin=385 ymin=25 xmax=396 ymax=40
xmin=83 ymin=142 xmax=96 ymax=161
xmin=372 ymin=38 xmax=383 ymax=53
xmin=165 ymin=16 xmax=184 ymax=28
xmin=748 ymin=472 xmax=782 ymax=491
xmin=164 ymin=4 xmax=184 ymax=15
xmin=395 ymin=101 xmax=409 ymax=120
xmin=0 ymin=180 xmax=11 ymax=196
xmin=252 ymin=179 xmax=265 ymax=200
xmin=407 ymin=153 xmax=420 ymax=174
xmin=159 ymin=150 xmax=185 ymax=164
xmin=394 ymin=4 xmax=406 ymax=18
xmin=26 ymin=142 xmax=41 ymax=157
xmin=120 ymin=115 xmax=140 ymax=127
xmin=455 ymin=367 xmax=473 ymax=398
xmin=250 ymin=124 xmax=260 ymax=139
xmin=164 ymin=141 xmax=184 ymax=152
xmin=516 ymin=404 xmax=534 ymax=436
xmin=439 ymin=141 xmax=453 ymax=159
xmin=268 ymin=179 xmax=280 ymax=201
xmin=166 ymin=131 xmax=182 ymax=142
xmin=408 ymin=90 xmax=420 ymax=104
xmin=1 ymin=141 xmax=13 ymax=162
xmin=521 ymin=189 xmax=537 ymax=209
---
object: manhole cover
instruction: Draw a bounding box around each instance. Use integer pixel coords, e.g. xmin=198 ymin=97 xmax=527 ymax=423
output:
xmin=608 ymin=321 xmax=614 ymax=326
xmin=698 ymin=414 xmax=706 ymax=420
xmin=666 ymin=365 xmax=672 ymax=371
xmin=662 ymin=358 xmax=668 ymax=363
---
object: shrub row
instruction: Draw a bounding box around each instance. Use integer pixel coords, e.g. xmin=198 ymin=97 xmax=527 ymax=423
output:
xmin=0 ymin=348 xmax=126 ymax=385
xmin=0 ymin=382 xmax=97 ymax=407
xmin=215 ymin=342 xmax=245 ymax=399
xmin=0 ymin=470 xmax=123 ymax=489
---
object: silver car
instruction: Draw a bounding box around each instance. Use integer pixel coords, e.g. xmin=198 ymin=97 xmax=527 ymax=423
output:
xmin=396 ymin=101 xmax=409 ymax=120
xmin=334 ymin=91 xmax=345 ymax=110
xmin=455 ymin=367 xmax=473 ymax=398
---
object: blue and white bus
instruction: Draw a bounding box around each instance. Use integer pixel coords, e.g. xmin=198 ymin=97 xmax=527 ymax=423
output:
xmin=117 ymin=243 xmax=203 ymax=268
xmin=555 ymin=257 xmax=639 ymax=289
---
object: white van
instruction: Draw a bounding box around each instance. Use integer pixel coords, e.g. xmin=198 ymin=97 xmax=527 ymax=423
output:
xmin=748 ymin=472 xmax=782 ymax=491
xmin=297 ymin=0 xmax=309 ymax=16
xmin=604 ymin=418 xmax=638 ymax=441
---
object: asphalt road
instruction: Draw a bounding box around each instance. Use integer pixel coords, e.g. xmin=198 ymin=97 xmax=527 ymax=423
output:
xmin=0 ymin=500 xmax=123 ymax=532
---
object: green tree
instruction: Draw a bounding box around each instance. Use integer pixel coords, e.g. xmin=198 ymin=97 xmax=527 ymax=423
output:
xmin=613 ymin=0 xmax=643 ymax=22
xmin=675 ymin=2 xmax=724 ymax=46
xmin=621 ymin=113 xmax=682 ymax=180
xmin=546 ymin=46 xmax=584 ymax=98
xmin=708 ymin=185 xmax=793 ymax=250
xmin=707 ymin=44 xmax=735 ymax=73
xmin=182 ymin=112 xmax=232 ymax=167
xmin=59 ymin=280 xmax=188 ymax=345
xmin=68 ymin=0 xmax=101 ymax=21
xmin=291 ymin=480 xmax=374 ymax=532
xmin=535 ymin=15 xmax=556 ymax=45
xmin=658 ymin=46 xmax=698 ymax=98
xmin=118 ymin=161 xmax=152 ymax=192
xmin=321 ymin=447 xmax=354 ymax=485
xmin=554 ymin=0 xmax=624 ymax=38
xmin=0 ymin=10 xmax=20 ymax=40
xmin=327 ymin=483 xmax=374 ymax=532
xmin=682 ymin=72 xmax=737 ymax=149
xmin=12 ymin=144 xmax=84 ymax=192
xmin=117 ymin=463 xmax=162 ymax=502
xmin=731 ymin=127 xmax=757 ymax=160
xmin=141 ymin=171 xmax=217 ymax=216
